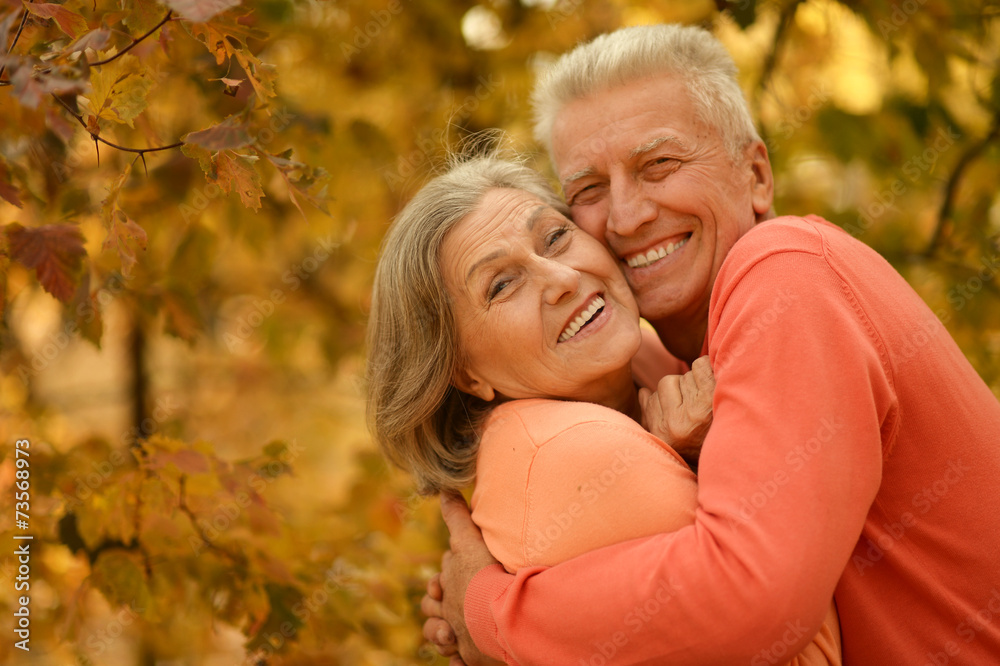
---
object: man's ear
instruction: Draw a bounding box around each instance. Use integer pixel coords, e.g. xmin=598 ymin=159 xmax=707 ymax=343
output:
xmin=746 ymin=140 xmax=775 ymax=220
xmin=452 ymin=366 xmax=496 ymax=402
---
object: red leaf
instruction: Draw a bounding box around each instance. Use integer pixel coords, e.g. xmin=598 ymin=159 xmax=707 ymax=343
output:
xmin=182 ymin=117 xmax=251 ymax=150
xmin=0 ymin=162 xmax=21 ymax=208
xmin=162 ymin=0 xmax=242 ymax=23
xmin=5 ymin=223 xmax=87 ymax=302
xmin=24 ymin=3 xmax=89 ymax=38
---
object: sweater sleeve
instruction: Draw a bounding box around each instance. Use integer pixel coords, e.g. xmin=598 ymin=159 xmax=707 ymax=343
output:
xmin=465 ymin=240 xmax=888 ymax=665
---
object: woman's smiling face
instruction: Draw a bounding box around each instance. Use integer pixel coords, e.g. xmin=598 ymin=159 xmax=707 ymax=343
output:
xmin=441 ymin=187 xmax=641 ymax=403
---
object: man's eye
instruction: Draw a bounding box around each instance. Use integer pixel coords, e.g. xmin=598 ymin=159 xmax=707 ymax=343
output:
xmin=570 ymin=183 xmax=603 ymax=206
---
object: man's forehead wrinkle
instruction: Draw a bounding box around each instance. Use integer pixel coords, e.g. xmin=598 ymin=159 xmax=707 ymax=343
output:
xmin=628 ymin=135 xmax=683 ymax=159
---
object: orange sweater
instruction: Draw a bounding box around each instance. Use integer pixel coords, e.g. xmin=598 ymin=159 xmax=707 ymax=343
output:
xmin=471 ymin=398 xmax=841 ymax=665
xmin=464 ymin=215 xmax=1000 ymax=665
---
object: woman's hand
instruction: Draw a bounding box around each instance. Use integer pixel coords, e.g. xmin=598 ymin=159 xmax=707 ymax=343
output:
xmin=639 ymin=356 xmax=715 ymax=465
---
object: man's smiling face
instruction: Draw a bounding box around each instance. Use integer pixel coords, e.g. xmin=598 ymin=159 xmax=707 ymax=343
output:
xmin=550 ymin=74 xmax=773 ymax=327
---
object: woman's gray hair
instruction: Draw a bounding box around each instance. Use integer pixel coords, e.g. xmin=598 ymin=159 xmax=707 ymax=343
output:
xmin=366 ymin=153 xmax=568 ymax=494
xmin=532 ymin=23 xmax=761 ymax=160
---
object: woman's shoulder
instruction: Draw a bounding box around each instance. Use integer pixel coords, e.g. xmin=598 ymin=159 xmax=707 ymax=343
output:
xmin=485 ymin=398 xmax=647 ymax=448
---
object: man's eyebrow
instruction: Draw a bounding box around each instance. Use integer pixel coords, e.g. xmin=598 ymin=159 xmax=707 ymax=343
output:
xmin=628 ymin=135 xmax=683 ymax=159
xmin=562 ymin=166 xmax=595 ymax=186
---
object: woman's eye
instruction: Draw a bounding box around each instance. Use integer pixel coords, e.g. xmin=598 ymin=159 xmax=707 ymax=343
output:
xmin=546 ymin=226 xmax=570 ymax=247
xmin=488 ymin=279 xmax=510 ymax=300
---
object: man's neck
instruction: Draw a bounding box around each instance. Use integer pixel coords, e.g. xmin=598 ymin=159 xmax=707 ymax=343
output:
xmin=649 ymin=315 xmax=708 ymax=366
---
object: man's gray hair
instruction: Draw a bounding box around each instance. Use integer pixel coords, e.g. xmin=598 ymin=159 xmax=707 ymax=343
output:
xmin=531 ymin=23 xmax=761 ymax=161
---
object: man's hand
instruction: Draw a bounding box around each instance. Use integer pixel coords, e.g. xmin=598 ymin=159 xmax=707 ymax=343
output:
xmin=639 ymin=355 xmax=715 ymax=465
xmin=420 ymin=493 xmax=504 ymax=665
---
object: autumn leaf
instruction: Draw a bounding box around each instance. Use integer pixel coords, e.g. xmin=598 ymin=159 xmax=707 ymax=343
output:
xmin=163 ymin=0 xmax=242 ymax=23
xmin=215 ymin=150 xmax=263 ymax=210
xmin=102 ymin=210 xmax=148 ymax=278
xmin=182 ymin=116 xmax=252 ymax=151
xmin=24 ymin=2 xmax=89 ymax=39
xmin=5 ymin=223 xmax=87 ymax=302
xmin=0 ymin=162 xmax=22 ymax=208
xmin=83 ymin=53 xmax=153 ymax=127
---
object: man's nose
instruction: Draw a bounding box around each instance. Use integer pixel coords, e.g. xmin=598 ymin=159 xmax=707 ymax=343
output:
xmin=607 ymin=177 xmax=657 ymax=238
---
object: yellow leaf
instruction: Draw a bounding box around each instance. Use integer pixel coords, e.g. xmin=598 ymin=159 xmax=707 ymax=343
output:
xmin=215 ymin=151 xmax=263 ymax=210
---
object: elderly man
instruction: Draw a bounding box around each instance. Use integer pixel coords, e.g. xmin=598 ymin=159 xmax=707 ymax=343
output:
xmin=423 ymin=23 xmax=1000 ymax=665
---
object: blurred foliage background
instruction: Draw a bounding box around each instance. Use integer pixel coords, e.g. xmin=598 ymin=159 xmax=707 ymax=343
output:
xmin=0 ymin=0 xmax=997 ymax=663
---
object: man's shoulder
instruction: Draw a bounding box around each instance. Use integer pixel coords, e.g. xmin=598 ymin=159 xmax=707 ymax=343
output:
xmin=731 ymin=214 xmax=845 ymax=262
xmin=486 ymin=399 xmax=643 ymax=449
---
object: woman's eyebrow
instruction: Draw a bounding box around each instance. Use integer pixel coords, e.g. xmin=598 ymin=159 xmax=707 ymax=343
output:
xmin=525 ymin=205 xmax=548 ymax=231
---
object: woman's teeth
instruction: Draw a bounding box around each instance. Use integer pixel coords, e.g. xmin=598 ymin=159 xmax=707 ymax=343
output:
xmin=626 ymin=237 xmax=689 ymax=268
xmin=559 ymin=296 xmax=606 ymax=343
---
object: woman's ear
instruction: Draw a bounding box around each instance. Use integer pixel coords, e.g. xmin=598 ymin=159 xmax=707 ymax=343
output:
xmin=452 ymin=366 xmax=496 ymax=402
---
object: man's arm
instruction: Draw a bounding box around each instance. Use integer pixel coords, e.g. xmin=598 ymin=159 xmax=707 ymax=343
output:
xmin=443 ymin=248 xmax=890 ymax=665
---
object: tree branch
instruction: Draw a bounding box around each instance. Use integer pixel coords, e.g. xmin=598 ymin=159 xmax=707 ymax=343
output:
xmin=89 ymin=11 xmax=173 ymax=67
xmin=0 ymin=8 xmax=29 ymax=85
xmin=753 ymin=0 xmax=806 ymax=144
xmin=51 ymin=92 xmax=183 ymax=159
xmin=924 ymin=111 xmax=1000 ymax=258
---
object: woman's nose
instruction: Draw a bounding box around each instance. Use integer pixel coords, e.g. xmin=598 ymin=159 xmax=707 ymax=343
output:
xmin=537 ymin=257 xmax=580 ymax=305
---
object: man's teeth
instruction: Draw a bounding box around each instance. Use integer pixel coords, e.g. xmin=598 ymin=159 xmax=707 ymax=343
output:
xmin=626 ymin=237 xmax=689 ymax=268
xmin=559 ymin=296 xmax=606 ymax=343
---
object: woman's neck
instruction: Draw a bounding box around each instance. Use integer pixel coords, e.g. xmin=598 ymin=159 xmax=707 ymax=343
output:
xmin=580 ymin=366 xmax=642 ymax=423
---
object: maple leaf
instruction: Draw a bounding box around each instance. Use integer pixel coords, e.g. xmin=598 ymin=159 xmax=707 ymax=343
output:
xmin=4 ymin=223 xmax=87 ymax=302
xmin=102 ymin=210 xmax=148 ymax=278
xmin=163 ymin=0 xmax=242 ymax=23
xmin=0 ymin=162 xmax=22 ymax=208
xmin=215 ymin=151 xmax=263 ymax=210
xmin=182 ymin=117 xmax=252 ymax=151
xmin=83 ymin=53 xmax=153 ymax=128
xmin=24 ymin=3 xmax=89 ymax=39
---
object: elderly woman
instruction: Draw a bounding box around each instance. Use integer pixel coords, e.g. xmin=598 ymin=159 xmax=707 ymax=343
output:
xmin=365 ymin=155 xmax=840 ymax=664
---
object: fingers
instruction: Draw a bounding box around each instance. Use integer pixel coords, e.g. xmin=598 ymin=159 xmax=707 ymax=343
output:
xmin=422 ymin=617 xmax=457 ymax=654
xmin=690 ymin=356 xmax=715 ymax=392
xmin=421 ymin=591 xmax=444 ymax=620
xmin=427 ymin=572 xmax=444 ymax=601
xmin=449 ymin=656 xmax=468 ymax=666
xmin=440 ymin=492 xmax=480 ymax=545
